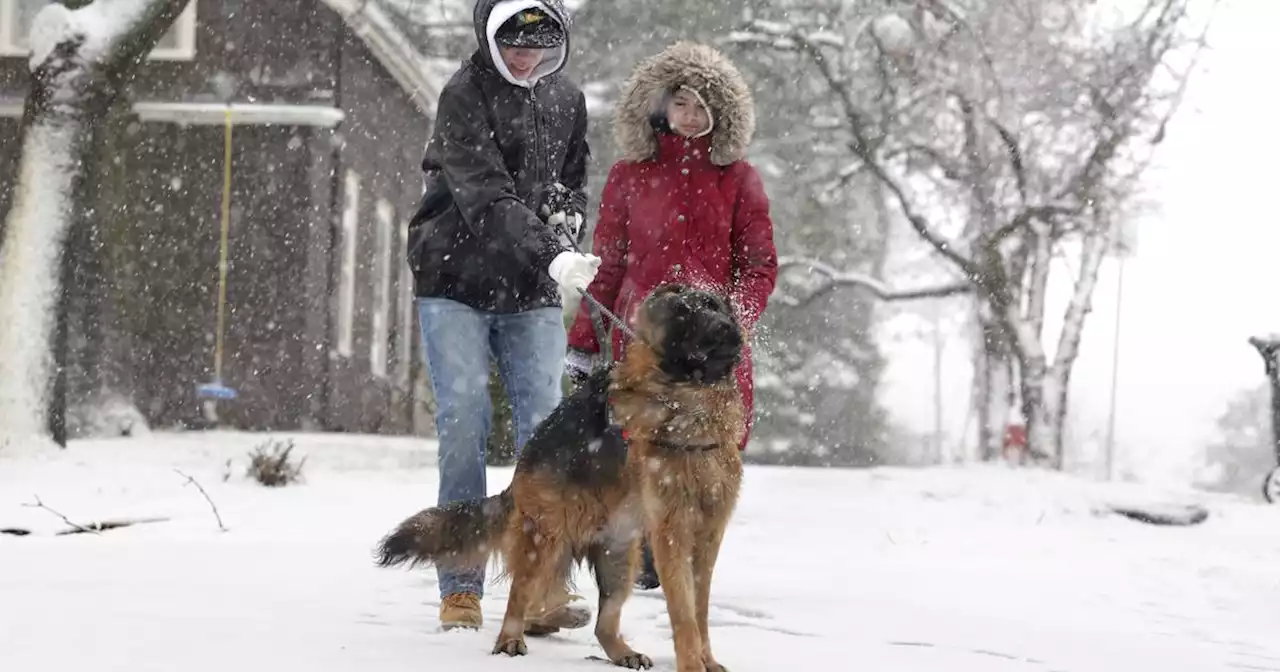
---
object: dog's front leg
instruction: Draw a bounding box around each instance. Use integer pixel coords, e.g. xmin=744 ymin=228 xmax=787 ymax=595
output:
xmin=647 ymin=510 xmax=703 ymax=672
xmin=588 ymin=536 xmax=653 ymax=669
xmin=693 ymin=515 xmax=730 ymax=672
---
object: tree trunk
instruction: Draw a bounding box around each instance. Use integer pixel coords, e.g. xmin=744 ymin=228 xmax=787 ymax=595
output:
xmin=0 ymin=68 xmax=85 ymax=441
xmin=0 ymin=0 xmax=192 ymax=445
xmin=1021 ymin=365 xmax=1063 ymax=468
xmin=1025 ymin=228 xmax=1053 ymax=341
xmin=973 ymin=300 xmax=1016 ymax=461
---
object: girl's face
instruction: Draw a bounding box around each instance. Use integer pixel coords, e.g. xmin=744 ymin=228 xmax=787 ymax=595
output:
xmin=666 ymin=89 xmax=711 ymax=138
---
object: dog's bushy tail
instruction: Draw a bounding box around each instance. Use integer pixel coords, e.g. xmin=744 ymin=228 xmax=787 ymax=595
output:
xmin=374 ymin=489 xmax=513 ymax=570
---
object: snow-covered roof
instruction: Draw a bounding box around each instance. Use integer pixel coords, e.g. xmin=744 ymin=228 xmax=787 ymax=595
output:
xmin=0 ymin=99 xmax=345 ymax=126
xmin=319 ymin=0 xmax=448 ymax=116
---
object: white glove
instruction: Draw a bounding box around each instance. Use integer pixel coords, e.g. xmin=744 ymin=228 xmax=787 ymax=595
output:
xmin=548 ymin=251 xmax=601 ymax=294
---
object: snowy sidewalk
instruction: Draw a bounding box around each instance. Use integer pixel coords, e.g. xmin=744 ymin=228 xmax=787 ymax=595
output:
xmin=1 ymin=432 xmax=1278 ymax=671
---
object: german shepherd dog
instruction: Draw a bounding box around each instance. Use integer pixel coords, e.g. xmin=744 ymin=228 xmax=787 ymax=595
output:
xmin=375 ymin=283 xmax=746 ymax=672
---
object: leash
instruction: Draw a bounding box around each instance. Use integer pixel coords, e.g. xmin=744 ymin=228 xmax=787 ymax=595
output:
xmin=551 ymin=219 xmax=636 ymax=343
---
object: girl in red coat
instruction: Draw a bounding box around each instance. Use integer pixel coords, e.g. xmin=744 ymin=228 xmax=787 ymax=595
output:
xmin=565 ymin=42 xmax=778 ymax=585
xmin=566 ymin=40 xmax=777 ymax=441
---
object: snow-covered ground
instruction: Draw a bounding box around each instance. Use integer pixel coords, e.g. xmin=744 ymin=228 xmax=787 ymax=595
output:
xmin=1 ymin=432 xmax=1277 ymax=671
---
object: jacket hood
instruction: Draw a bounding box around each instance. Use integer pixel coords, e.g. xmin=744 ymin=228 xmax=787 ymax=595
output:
xmin=614 ymin=41 xmax=756 ymax=166
xmin=472 ymin=0 xmax=571 ymax=87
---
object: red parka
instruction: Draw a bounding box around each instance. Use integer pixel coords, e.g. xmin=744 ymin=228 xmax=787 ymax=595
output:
xmin=567 ymin=42 xmax=778 ymax=447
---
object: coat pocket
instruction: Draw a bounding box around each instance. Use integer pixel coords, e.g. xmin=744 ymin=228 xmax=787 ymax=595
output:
xmin=407 ymin=173 xmax=455 ymax=272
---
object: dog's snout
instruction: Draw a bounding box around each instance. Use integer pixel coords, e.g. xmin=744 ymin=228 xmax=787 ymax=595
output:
xmin=708 ymin=315 xmax=737 ymax=341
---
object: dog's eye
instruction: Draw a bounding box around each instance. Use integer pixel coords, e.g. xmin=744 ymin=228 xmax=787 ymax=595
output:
xmin=693 ymin=295 xmax=721 ymax=313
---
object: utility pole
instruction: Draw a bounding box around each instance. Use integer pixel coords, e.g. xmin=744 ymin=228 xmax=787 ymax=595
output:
xmin=1103 ymin=250 xmax=1128 ymax=480
xmin=933 ymin=302 xmax=946 ymax=463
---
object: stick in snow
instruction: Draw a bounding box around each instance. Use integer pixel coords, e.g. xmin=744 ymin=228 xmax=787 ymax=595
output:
xmin=55 ymin=517 xmax=170 ymax=536
xmin=174 ymin=469 xmax=228 ymax=532
xmin=21 ymin=495 xmax=97 ymax=535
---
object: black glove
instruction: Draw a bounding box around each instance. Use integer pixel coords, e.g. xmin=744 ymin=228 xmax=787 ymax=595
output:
xmin=538 ymin=182 xmax=585 ymax=247
xmin=565 ymin=348 xmax=597 ymax=387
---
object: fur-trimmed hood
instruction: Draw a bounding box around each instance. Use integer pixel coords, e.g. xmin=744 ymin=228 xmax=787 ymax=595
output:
xmin=614 ymin=41 xmax=756 ymax=166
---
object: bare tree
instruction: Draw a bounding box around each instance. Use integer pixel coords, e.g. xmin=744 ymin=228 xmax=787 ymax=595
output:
xmin=729 ymin=0 xmax=1214 ymax=465
xmin=0 ymin=0 xmax=190 ymax=445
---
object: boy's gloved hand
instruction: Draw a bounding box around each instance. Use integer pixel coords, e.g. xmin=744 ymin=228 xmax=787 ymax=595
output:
xmin=539 ymin=182 xmax=585 ymax=246
xmin=548 ymin=251 xmax=600 ymax=294
xmin=565 ymin=348 xmax=597 ymax=386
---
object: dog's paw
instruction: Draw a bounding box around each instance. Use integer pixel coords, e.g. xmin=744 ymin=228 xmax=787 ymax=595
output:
xmin=492 ymin=636 xmax=528 ymax=657
xmin=701 ymin=655 xmax=728 ymax=672
xmin=613 ymin=651 xmax=653 ymax=669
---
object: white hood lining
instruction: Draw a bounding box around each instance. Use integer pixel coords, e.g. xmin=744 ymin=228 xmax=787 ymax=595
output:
xmin=678 ymin=85 xmax=715 ymax=139
xmin=486 ymin=0 xmax=567 ymax=88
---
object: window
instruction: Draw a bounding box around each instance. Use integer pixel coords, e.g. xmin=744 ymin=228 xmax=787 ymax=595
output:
xmin=0 ymin=0 xmax=198 ymax=60
xmin=337 ymin=170 xmax=360 ymax=358
xmin=371 ymin=198 xmax=395 ymax=379
xmin=398 ymin=210 xmax=414 ymax=386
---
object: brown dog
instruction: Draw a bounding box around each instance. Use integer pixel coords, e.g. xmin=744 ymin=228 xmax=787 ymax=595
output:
xmin=375 ymin=283 xmax=746 ymax=672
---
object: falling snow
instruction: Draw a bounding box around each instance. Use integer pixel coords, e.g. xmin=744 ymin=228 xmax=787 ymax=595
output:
xmin=1 ymin=0 xmax=1278 ymax=669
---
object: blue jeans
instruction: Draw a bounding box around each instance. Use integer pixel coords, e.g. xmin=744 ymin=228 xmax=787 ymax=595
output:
xmin=416 ymin=298 xmax=567 ymax=599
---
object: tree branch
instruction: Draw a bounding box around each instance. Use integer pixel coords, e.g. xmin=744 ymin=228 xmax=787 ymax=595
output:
xmin=732 ymin=20 xmax=981 ymax=277
xmin=175 ymin=469 xmax=227 ymax=532
xmin=986 ymin=116 xmax=1027 ymax=203
xmin=22 ymin=495 xmax=96 ymax=535
xmin=777 ymin=256 xmax=973 ymax=307
xmin=957 ymin=92 xmax=999 ymax=235
xmin=987 ymin=204 xmax=1076 ymax=246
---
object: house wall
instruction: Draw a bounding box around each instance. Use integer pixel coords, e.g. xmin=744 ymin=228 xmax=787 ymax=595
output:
xmin=321 ymin=21 xmax=432 ymax=434
xmin=0 ymin=112 xmax=17 ymax=222
xmin=0 ymin=1 xmax=436 ymax=436
xmin=78 ymin=120 xmax=317 ymax=432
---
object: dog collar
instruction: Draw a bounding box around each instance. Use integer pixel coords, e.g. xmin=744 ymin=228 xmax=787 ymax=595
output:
xmin=652 ymin=439 xmax=720 ymax=453
xmin=608 ymin=396 xmax=718 ymax=452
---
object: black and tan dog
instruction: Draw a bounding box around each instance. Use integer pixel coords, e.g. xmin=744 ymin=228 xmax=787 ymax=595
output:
xmin=375 ymin=283 xmax=746 ymax=672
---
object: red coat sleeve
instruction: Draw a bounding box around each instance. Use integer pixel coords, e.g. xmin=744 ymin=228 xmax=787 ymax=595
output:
xmin=567 ymin=163 xmax=631 ymax=353
xmin=727 ymin=162 xmax=778 ymax=330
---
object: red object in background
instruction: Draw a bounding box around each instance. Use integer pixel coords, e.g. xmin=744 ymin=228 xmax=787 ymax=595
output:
xmin=1003 ymin=423 xmax=1028 ymax=462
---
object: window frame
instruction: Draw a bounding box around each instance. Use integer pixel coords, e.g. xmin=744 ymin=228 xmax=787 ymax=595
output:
xmin=370 ymin=198 xmax=395 ymax=379
xmin=337 ymin=169 xmax=361 ymax=359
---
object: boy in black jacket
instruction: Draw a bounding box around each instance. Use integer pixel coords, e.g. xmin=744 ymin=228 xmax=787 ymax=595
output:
xmin=406 ymin=0 xmax=598 ymax=634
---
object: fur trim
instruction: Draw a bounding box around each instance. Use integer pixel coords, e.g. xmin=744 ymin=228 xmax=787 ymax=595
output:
xmin=614 ymin=41 xmax=755 ymax=166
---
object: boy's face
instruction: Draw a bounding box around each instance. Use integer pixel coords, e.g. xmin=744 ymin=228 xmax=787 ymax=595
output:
xmin=500 ymin=46 xmax=549 ymax=80
xmin=667 ymin=90 xmax=711 ymax=138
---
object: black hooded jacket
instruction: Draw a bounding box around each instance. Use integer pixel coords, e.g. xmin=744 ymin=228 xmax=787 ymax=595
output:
xmin=407 ymin=0 xmax=590 ymax=313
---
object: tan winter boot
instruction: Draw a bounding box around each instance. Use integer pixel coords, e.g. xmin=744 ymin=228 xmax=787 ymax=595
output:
xmin=439 ymin=592 xmax=482 ymax=631
xmin=525 ymin=582 xmax=592 ymax=636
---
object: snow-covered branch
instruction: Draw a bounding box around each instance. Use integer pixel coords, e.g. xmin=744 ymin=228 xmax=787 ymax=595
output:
xmin=732 ymin=23 xmax=981 ymax=278
xmin=776 ymin=256 xmax=972 ymax=307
